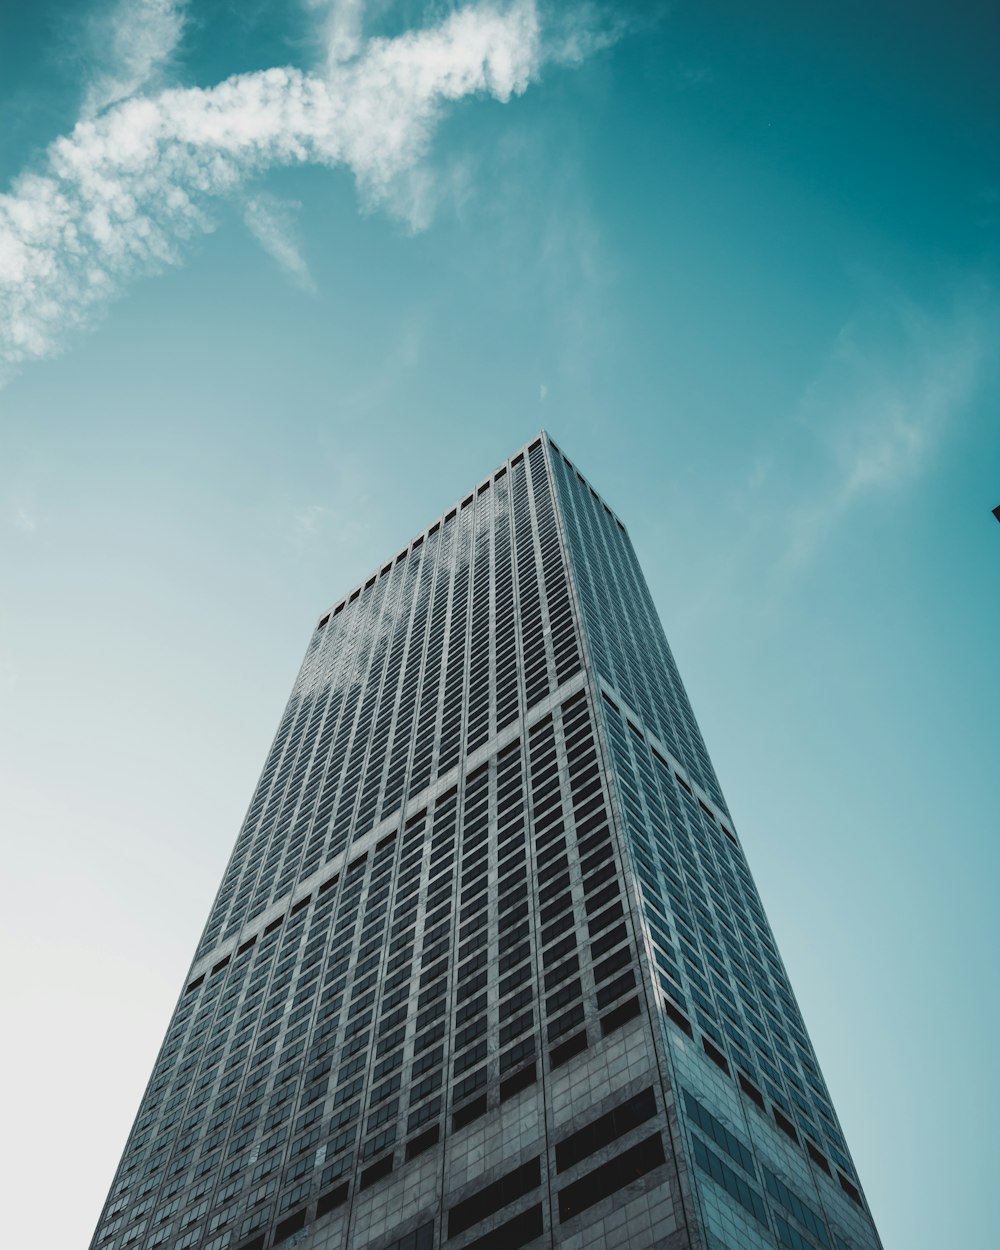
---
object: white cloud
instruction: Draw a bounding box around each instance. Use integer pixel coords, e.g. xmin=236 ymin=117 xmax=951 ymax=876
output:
xmin=290 ymin=457 xmax=372 ymax=551
xmin=243 ymin=194 xmax=316 ymax=291
xmin=665 ymin=287 xmax=998 ymax=637
xmin=83 ymin=0 xmax=188 ymax=118
xmin=304 ymin=0 xmax=366 ymax=71
xmin=295 ymin=503 xmax=328 ymax=535
xmin=783 ymin=294 xmax=997 ymax=568
xmin=541 ymin=2 xmax=630 ymax=66
xmin=0 ymin=0 xmax=580 ymax=385
xmin=13 ymin=506 xmax=37 ymax=533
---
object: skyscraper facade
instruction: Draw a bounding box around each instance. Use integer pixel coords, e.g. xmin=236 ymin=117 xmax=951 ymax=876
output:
xmin=91 ymin=434 xmax=882 ymax=1250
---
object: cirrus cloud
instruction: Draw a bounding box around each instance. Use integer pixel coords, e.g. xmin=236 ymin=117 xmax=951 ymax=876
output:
xmin=82 ymin=0 xmax=189 ymax=119
xmin=0 ymin=0 xmax=566 ymax=385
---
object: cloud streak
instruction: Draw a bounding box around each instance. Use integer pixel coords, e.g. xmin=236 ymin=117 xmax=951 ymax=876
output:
xmin=665 ymin=286 xmax=998 ymax=638
xmin=305 ymin=0 xmax=366 ymax=72
xmin=783 ymin=293 xmax=997 ymax=568
xmin=243 ymin=194 xmax=315 ymax=291
xmin=14 ymin=506 xmax=37 ymax=533
xmin=0 ymin=0 xmax=551 ymax=384
xmin=83 ymin=0 xmax=188 ymax=118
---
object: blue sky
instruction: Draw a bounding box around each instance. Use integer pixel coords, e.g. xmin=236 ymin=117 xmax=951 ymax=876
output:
xmin=1 ymin=2 xmax=997 ymax=1246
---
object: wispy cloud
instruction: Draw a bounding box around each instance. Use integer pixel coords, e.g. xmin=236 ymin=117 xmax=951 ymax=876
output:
xmin=243 ymin=194 xmax=315 ymax=291
xmin=6 ymin=491 xmax=39 ymax=534
xmin=83 ymin=0 xmax=188 ymax=118
xmin=304 ymin=0 xmax=366 ymax=71
xmin=290 ymin=455 xmax=373 ymax=553
xmin=667 ymin=286 xmax=998 ymax=635
xmin=13 ymin=506 xmax=37 ymax=534
xmin=294 ymin=503 xmax=328 ymax=536
xmin=0 ymin=0 xmax=603 ymax=386
xmin=783 ymin=292 xmax=997 ymax=568
xmin=541 ymin=2 xmax=634 ymax=66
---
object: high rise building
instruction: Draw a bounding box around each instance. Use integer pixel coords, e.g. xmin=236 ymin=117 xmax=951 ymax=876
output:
xmin=91 ymin=434 xmax=882 ymax=1250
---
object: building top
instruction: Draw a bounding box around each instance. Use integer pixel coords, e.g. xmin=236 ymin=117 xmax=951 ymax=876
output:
xmin=316 ymin=431 xmax=627 ymax=629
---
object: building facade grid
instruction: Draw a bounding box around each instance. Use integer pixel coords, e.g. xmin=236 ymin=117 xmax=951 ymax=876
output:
xmin=91 ymin=434 xmax=882 ymax=1250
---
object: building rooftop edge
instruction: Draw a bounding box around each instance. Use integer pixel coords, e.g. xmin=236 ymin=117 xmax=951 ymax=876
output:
xmin=314 ymin=429 xmax=626 ymax=629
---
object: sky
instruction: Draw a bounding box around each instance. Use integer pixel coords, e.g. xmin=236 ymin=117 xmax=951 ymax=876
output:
xmin=1 ymin=1 xmax=998 ymax=1247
